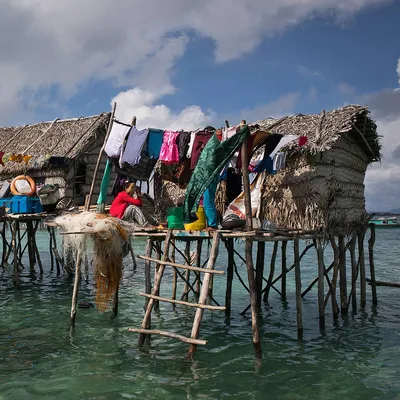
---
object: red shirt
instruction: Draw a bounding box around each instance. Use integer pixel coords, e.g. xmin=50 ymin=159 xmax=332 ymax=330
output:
xmin=109 ymin=191 xmax=142 ymax=219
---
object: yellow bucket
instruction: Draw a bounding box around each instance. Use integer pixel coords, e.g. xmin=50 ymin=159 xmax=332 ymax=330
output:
xmin=184 ymin=206 xmax=206 ymax=231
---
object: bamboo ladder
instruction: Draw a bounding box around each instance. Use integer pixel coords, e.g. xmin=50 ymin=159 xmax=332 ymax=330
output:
xmin=129 ymin=230 xmax=224 ymax=359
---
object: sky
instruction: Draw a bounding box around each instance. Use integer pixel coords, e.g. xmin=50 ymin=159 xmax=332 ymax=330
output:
xmin=0 ymin=0 xmax=399 ymax=211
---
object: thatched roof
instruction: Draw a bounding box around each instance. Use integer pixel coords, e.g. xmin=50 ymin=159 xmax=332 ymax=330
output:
xmin=255 ymin=105 xmax=380 ymax=162
xmin=0 ymin=113 xmax=111 ymax=178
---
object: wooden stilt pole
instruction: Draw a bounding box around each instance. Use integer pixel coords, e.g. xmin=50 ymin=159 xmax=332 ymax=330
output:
xmin=1 ymin=221 xmax=7 ymax=268
xmin=48 ymin=227 xmax=54 ymax=272
xmin=11 ymin=222 xmax=20 ymax=288
xmin=225 ymin=238 xmax=234 ymax=315
xmin=70 ymin=249 xmax=82 ymax=327
xmin=368 ymin=224 xmax=377 ymax=306
xmin=138 ymin=231 xmax=172 ymax=346
xmin=51 ymin=228 xmax=61 ymax=275
xmin=263 ymin=241 xmax=278 ymax=304
xmin=329 ymin=236 xmax=340 ymax=319
xmin=338 ymin=235 xmax=348 ymax=314
xmin=255 ymin=241 xmax=265 ymax=309
xmin=358 ymin=230 xmax=366 ymax=307
xmin=182 ymin=242 xmax=191 ymax=302
xmin=281 ymin=240 xmax=288 ymax=301
xmin=350 ymin=232 xmax=357 ymax=311
xmin=186 ymin=232 xmax=220 ymax=360
xmin=294 ymin=238 xmax=303 ymax=337
xmin=33 ymin=222 xmax=43 ymax=275
xmin=144 ymin=238 xmax=154 ymax=310
xmin=316 ymin=238 xmax=325 ymax=328
xmin=171 ymin=239 xmax=177 ymax=304
xmin=128 ymin=237 xmax=137 ymax=271
xmin=154 ymin=241 xmax=162 ymax=312
xmin=195 ymin=240 xmax=202 ymax=297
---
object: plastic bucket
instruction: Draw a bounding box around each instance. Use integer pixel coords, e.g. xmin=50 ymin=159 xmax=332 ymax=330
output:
xmin=167 ymin=207 xmax=184 ymax=229
xmin=184 ymin=206 xmax=206 ymax=231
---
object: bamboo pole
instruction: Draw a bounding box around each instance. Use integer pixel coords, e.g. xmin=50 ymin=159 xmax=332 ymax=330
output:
xmin=128 ymin=237 xmax=137 ymax=271
xmin=112 ymin=283 xmax=119 ymax=319
xmin=85 ymin=102 xmax=116 ymax=211
xmin=186 ymin=232 xmax=220 ymax=360
xmin=281 ymin=241 xmax=288 ymax=301
xmin=1 ymin=221 xmax=7 ymax=268
xmin=138 ymin=231 xmax=172 ymax=346
xmin=225 ymin=238 xmax=234 ymax=315
xmin=263 ymin=241 xmax=278 ymax=304
xmin=48 ymin=227 xmax=54 ymax=272
xmin=366 ymin=279 xmax=400 ymax=288
xmin=255 ymin=241 xmax=265 ymax=309
xmin=11 ymin=222 xmax=20 ymax=288
xmin=358 ymin=231 xmax=366 ymax=307
xmin=368 ymin=224 xmax=377 ymax=306
xmin=33 ymin=222 xmax=43 ymax=275
xmin=129 ymin=329 xmax=207 ymax=346
xmin=316 ymin=238 xmax=325 ymax=328
xmin=294 ymin=238 xmax=303 ymax=337
xmin=171 ymin=239 xmax=177 ymax=305
xmin=338 ymin=235 xmax=348 ymax=314
xmin=195 ymin=240 xmax=202 ymax=297
xmin=70 ymin=249 xmax=82 ymax=327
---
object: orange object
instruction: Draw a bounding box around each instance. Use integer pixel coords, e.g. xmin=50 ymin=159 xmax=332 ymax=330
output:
xmin=10 ymin=175 xmax=36 ymax=197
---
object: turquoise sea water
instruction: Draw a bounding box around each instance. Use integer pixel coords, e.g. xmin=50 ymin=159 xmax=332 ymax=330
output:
xmin=1 ymin=229 xmax=400 ymax=399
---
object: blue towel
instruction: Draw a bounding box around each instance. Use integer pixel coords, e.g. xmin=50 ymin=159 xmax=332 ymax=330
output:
xmin=148 ymin=129 xmax=164 ymax=158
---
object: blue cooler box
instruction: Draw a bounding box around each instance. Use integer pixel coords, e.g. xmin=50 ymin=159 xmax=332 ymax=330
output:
xmin=11 ymin=195 xmax=43 ymax=214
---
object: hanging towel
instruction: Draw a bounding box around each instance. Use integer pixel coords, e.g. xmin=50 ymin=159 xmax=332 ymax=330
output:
xmin=190 ymin=129 xmax=214 ymax=170
xmin=222 ymin=126 xmax=237 ymax=141
xmin=97 ymin=158 xmax=112 ymax=205
xmin=269 ymin=134 xmax=298 ymax=159
xmin=273 ymin=152 xmax=287 ymax=171
xmin=148 ymin=129 xmax=164 ymax=158
xmin=186 ymin=132 xmax=196 ymax=158
xmin=183 ymin=126 xmax=249 ymax=224
xmin=105 ymin=121 xmax=131 ymax=158
xmin=159 ymin=130 xmax=180 ymax=164
xmin=120 ymin=127 xmax=149 ymax=167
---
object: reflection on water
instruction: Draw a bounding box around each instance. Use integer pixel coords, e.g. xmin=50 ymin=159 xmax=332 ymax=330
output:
xmin=1 ymin=230 xmax=400 ymax=399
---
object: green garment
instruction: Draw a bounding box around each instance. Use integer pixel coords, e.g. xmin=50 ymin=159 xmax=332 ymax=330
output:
xmin=183 ymin=125 xmax=249 ymax=224
xmin=97 ymin=158 xmax=112 ymax=205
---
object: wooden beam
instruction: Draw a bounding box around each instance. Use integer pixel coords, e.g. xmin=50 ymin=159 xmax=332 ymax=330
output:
xmin=352 ymin=124 xmax=376 ymax=159
xmin=137 ymin=255 xmax=224 ymax=275
xmin=129 ymin=328 xmax=207 ymax=345
xmin=139 ymin=293 xmax=225 ymax=310
xmin=23 ymin=118 xmax=59 ymax=154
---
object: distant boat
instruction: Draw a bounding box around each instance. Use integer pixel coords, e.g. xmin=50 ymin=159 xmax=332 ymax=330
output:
xmin=370 ymin=217 xmax=400 ymax=228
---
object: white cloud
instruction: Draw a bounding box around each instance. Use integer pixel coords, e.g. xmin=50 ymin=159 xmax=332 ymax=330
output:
xmin=0 ymin=0 xmax=393 ymax=123
xmin=297 ymin=65 xmax=324 ymax=80
xmin=397 ymin=57 xmax=400 ymax=85
xmin=112 ymin=88 xmax=212 ymax=131
xmin=337 ymin=82 xmax=357 ymax=97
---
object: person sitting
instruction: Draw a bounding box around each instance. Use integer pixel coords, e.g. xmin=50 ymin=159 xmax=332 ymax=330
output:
xmin=109 ymin=181 xmax=156 ymax=228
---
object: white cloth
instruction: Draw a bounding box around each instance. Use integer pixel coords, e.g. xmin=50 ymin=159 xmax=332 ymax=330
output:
xmin=105 ymin=122 xmax=131 ymax=158
xmin=269 ymin=135 xmax=298 ymax=159
xmin=222 ymin=126 xmax=237 ymax=142
xmin=120 ymin=127 xmax=149 ymax=167
xmin=186 ymin=132 xmax=196 ymax=158
xmin=273 ymin=152 xmax=287 ymax=171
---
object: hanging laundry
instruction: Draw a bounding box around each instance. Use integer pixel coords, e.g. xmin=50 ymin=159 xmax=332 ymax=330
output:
xmin=147 ymin=129 xmax=164 ymax=158
xmin=203 ymin=174 xmax=219 ymax=228
xmin=105 ymin=121 xmax=131 ymax=158
xmin=183 ymin=126 xmax=249 ymax=224
xmin=175 ymin=158 xmax=192 ymax=185
xmin=236 ymin=133 xmax=255 ymax=170
xmin=299 ymin=136 xmax=308 ymax=146
xmin=97 ymin=159 xmax=113 ymax=205
xmin=273 ymin=152 xmax=287 ymax=171
xmin=120 ymin=127 xmax=149 ymax=167
xmin=186 ymin=132 xmax=196 ymax=158
xmin=178 ymin=131 xmax=191 ymax=161
xmin=269 ymin=134 xmax=298 ymax=159
xmin=216 ymin=129 xmax=223 ymax=141
xmin=222 ymin=126 xmax=237 ymax=141
xmin=226 ymin=168 xmax=242 ymax=205
xmin=159 ymin=130 xmax=180 ymax=164
xmin=190 ymin=127 xmax=215 ymax=170
xmin=0 ymin=152 xmax=4 ymax=166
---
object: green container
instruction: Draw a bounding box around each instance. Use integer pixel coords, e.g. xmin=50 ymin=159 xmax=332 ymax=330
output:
xmin=167 ymin=207 xmax=184 ymax=229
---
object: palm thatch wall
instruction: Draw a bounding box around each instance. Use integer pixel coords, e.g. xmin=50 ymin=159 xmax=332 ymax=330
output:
xmin=156 ymin=105 xmax=380 ymax=234
xmin=0 ymin=113 xmax=112 ymax=205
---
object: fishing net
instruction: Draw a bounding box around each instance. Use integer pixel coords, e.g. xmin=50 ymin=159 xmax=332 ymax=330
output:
xmin=55 ymin=212 xmax=131 ymax=311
